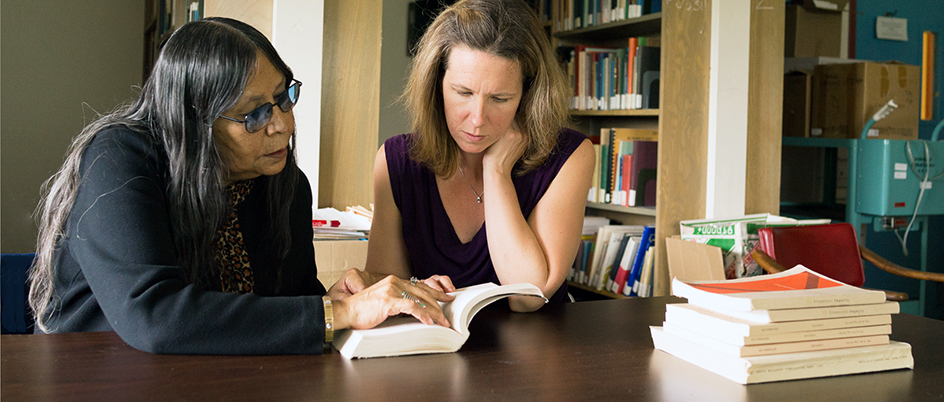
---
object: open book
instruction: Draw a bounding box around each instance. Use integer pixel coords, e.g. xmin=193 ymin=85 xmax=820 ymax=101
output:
xmin=333 ymin=282 xmax=546 ymax=359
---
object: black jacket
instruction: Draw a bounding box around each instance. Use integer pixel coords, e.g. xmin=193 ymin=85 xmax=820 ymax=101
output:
xmin=44 ymin=126 xmax=328 ymax=354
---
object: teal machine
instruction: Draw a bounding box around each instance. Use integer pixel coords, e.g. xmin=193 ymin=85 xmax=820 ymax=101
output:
xmin=784 ymin=101 xmax=944 ymax=316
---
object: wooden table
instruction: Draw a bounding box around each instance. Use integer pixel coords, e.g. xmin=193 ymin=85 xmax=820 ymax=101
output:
xmin=3 ymin=297 xmax=943 ymax=401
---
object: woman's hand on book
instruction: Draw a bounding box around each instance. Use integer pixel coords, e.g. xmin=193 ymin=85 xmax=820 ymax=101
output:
xmin=327 ymin=268 xmax=386 ymax=300
xmin=417 ymin=274 xmax=457 ymax=293
xmin=332 ymin=275 xmax=455 ymax=331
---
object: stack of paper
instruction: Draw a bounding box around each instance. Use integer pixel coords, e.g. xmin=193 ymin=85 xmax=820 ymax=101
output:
xmin=651 ymin=265 xmax=914 ymax=384
xmin=312 ymin=207 xmax=371 ymax=240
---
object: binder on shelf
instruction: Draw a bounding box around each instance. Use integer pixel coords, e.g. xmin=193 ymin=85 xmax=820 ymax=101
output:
xmin=634 ymin=45 xmax=660 ymax=109
xmin=642 ymin=70 xmax=660 ymax=109
xmin=629 ymin=141 xmax=657 ymax=207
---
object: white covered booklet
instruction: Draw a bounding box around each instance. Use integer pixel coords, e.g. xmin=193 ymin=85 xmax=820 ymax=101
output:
xmin=333 ymin=282 xmax=546 ymax=359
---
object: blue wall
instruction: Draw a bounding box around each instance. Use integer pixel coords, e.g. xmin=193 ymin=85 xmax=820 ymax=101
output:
xmin=855 ymin=0 xmax=944 ymax=319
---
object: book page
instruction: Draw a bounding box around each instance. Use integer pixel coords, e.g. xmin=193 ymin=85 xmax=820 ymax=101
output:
xmin=444 ymin=283 xmax=545 ymax=336
xmin=334 ymin=282 xmax=545 ymax=359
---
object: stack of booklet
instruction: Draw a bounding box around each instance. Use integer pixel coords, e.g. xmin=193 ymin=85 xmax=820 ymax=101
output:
xmin=650 ymin=265 xmax=914 ymax=384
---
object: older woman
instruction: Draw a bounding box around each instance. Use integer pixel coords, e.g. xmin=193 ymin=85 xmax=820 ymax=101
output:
xmin=28 ymin=18 xmax=452 ymax=355
xmin=366 ymin=0 xmax=595 ymax=311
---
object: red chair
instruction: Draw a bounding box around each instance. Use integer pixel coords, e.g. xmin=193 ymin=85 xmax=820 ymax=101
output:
xmin=750 ymin=223 xmax=944 ymax=302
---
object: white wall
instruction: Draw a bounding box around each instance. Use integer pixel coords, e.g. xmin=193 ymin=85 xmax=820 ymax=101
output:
xmin=706 ymin=0 xmax=750 ymax=218
xmin=0 ymin=1 xmax=144 ymax=252
xmin=379 ymin=0 xmax=415 ymax=146
xmin=273 ymin=0 xmax=324 ymax=208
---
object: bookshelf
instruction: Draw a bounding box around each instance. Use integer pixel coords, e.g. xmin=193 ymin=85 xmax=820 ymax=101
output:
xmin=556 ymin=1 xmax=784 ymax=298
xmin=555 ymin=12 xmax=661 ymax=41
xmin=555 ymin=5 xmax=663 ymax=298
xmin=143 ymin=0 xmax=204 ymax=81
xmin=570 ymin=109 xmax=659 ymax=117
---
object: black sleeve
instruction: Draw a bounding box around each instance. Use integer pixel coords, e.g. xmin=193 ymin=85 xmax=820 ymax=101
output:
xmin=65 ymin=128 xmax=326 ymax=354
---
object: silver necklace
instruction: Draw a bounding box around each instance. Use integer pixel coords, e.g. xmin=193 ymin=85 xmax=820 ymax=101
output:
xmin=458 ymin=166 xmax=484 ymax=204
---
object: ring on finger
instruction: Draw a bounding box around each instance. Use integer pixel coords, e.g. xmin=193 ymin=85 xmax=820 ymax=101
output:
xmin=400 ymin=291 xmax=426 ymax=308
xmin=409 ymin=276 xmax=419 ymax=286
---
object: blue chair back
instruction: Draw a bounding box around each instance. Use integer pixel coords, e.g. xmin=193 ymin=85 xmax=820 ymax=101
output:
xmin=2 ymin=253 xmax=35 ymax=334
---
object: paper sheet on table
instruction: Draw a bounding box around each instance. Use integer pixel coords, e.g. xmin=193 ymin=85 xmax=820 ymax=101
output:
xmin=313 ymin=207 xmax=372 ymax=232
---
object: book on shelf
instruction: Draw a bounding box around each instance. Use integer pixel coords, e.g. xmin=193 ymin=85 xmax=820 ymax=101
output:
xmin=591 ymin=228 xmax=629 ymax=289
xmin=559 ymin=38 xmax=660 ymax=112
xmin=628 ymin=140 xmax=657 ymax=207
xmin=670 ymin=265 xmax=888 ymax=312
xmin=625 ymin=37 xmax=638 ymax=109
xmin=334 ymin=283 xmax=546 ymax=359
xmin=604 ymin=128 xmax=658 ymax=206
xmin=589 ymin=143 xmax=602 ymax=202
xmin=635 ymin=244 xmax=656 ymax=296
xmin=610 ymin=235 xmax=641 ymax=294
xmin=591 ymin=128 xmax=657 ymax=205
xmin=650 ymin=327 xmax=913 ymax=384
xmin=664 ymin=303 xmax=894 ymax=339
xmin=587 ymin=225 xmax=645 ymax=289
xmin=601 ymin=232 xmax=632 ymax=290
xmin=623 ymin=225 xmax=654 ymax=296
xmin=620 ymin=153 xmax=632 ymax=206
xmin=572 ymin=45 xmax=619 ymax=111
xmin=635 ymin=45 xmax=660 ymax=109
xmin=556 ymin=0 xmax=656 ymax=33
xmin=661 ymin=321 xmax=890 ymax=357
xmin=582 ymin=215 xmax=611 ymax=235
xmin=569 ymin=216 xmax=609 ymax=284
xmin=570 ymin=235 xmax=596 ymax=283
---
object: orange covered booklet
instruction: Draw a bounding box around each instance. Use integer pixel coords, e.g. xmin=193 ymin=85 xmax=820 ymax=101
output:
xmin=671 ymin=265 xmax=887 ymax=312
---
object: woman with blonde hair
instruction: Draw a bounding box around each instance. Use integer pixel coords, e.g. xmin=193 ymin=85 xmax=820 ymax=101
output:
xmin=366 ymin=0 xmax=594 ymax=311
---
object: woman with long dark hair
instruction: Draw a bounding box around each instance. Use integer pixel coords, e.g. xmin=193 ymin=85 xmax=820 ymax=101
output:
xmin=29 ymin=17 xmax=452 ymax=355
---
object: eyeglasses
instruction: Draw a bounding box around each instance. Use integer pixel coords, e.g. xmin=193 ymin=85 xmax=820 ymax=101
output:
xmin=218 ymin=80 xmax=302 ymax=133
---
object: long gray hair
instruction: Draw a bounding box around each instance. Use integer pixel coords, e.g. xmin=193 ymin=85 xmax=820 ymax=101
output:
xmin=29 ymin=18 xmax=298 ymax=332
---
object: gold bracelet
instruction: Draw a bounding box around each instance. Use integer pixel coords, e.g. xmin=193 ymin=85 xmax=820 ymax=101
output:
xmin=322 ymin=296 xmax=334 ymax=344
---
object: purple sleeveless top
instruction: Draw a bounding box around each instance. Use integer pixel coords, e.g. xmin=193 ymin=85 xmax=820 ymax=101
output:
xmin=384 ymin=128 xmax=587 ymax=304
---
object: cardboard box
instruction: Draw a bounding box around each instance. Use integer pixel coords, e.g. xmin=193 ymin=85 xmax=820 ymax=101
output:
xmin=665 ymin=236 xmax=727 ymax=283
xmin=811 ymin=62 xmax=920 ymax=140
xmin=785 ymin=5 xmax=842 ymax=58
xmin=795 ymin=0 xmax=850 ymax=12
xmin=783 ymin=70 xmax=813 ymax=137
xmin=313 ymin=239 xmax=368 ymax=287
xmin=783 ymin=58 xmax=858 ymax=138
xmin=784 ymin=56 xmax=856 ymax=74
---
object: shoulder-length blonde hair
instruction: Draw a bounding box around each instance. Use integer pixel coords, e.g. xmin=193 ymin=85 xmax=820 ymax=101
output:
xmin=403 ymin=0 xmax=570 ymax=177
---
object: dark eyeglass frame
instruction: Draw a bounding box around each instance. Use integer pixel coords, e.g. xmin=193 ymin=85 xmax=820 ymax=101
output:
xmin=218 ymin=80 xmax=302 ymax=133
